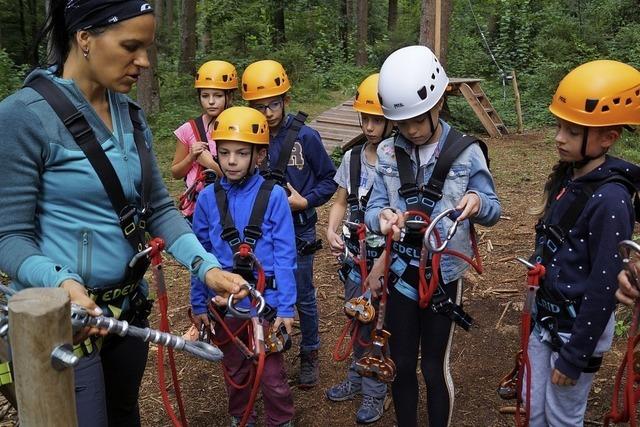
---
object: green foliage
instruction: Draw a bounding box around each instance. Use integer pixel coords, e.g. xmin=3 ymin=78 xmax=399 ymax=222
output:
xmin=330 ymin=146 xmax=343 ymax=168
xmin=0 ymin=49 xmax=27 ymax=100
xmin=614 ymin=305 xmax=633 ymax=337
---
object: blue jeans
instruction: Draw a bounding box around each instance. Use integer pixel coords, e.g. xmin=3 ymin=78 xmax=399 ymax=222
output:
xmin=295 ymin=228 xmax=320 ymax=352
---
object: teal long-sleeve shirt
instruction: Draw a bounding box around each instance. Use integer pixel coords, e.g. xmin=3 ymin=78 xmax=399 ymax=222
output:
xmin=0 ymin=69 xmax=220 ymax=293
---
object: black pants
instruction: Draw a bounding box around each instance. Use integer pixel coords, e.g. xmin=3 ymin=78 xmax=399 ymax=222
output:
xmin=386 ymin=279 xmax=461 ymax=427
xmin=75 ymin=318 xmax=149 ymax=427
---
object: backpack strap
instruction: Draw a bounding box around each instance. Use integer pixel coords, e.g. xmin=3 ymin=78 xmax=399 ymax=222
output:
xmin=25 ymin=76 xmax=150 ymax=255
xmin=347 ymin=144 xmax=364 ymax=223
xmin=214 ymin=178 xmax=277 ymax=253
xmin=535 ymin=174 xmax=640 ymax=265
xmin=396 ymin=128 xmax=488 ymax=216
xmin=192 ymin=116 xmax=209 ymax=143
xmin=265 ymin=111 xmax=308 ymax=186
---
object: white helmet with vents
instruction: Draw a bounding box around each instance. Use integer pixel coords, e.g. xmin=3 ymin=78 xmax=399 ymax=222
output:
xmin=378 ymin=45 xmax=449 ymax=121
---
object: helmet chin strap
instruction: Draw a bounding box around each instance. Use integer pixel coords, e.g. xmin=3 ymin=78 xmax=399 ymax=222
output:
xmin=423 ymin=109 xmax=440 ymax=145
xmin=572 ymin=127 xmax=592 ymax=169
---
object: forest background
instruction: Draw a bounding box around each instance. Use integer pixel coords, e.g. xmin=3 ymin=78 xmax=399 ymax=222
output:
xmin=1 ymin=0 xmax=640 ymax=172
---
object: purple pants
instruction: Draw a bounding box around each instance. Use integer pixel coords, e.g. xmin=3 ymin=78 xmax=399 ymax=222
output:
xmin=216 ymin=317 xmax=294 ymax=427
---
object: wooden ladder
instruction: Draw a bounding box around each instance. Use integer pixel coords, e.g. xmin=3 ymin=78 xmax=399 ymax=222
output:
xmin=458 ymin=81 xmax=508 ymax=138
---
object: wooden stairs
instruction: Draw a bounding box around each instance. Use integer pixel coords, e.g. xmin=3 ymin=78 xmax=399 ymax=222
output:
xmin=447 ymin=78 xmax=508 ymax=138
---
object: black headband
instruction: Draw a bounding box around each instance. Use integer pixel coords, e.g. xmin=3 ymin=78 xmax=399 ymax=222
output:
xmin=65 ymin=0 xmax=153 ymax=33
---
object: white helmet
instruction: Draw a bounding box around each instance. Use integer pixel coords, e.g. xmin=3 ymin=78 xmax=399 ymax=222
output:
xmin=378 ymin=45 xmax=449 ymax=121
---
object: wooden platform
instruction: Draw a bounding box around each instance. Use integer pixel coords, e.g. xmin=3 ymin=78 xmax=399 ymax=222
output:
xmin=312 ymin=78 xmax=508 ymax=154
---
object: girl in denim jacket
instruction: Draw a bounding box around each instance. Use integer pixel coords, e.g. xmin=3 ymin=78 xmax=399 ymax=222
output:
xmin=364 ymin=45 xmax=501 ymax=427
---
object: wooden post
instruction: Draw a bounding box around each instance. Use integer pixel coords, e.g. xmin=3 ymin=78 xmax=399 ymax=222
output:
xmin=9 ymin=288 xmax=77 ymax=427
xmin=511 ymin=70 xmax=524 ymax=133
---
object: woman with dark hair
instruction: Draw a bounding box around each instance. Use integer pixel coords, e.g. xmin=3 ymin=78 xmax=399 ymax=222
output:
xmin=0 ymin=1 xmax=247 ymax=425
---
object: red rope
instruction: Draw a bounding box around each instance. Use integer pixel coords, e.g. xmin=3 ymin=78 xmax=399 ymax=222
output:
xmin=145 ymin=238 xmax=188 ymax=427
xmin=514 ymin=263 xmax=545 ymax=427
xmin=604 ymin=302 xmax=640 ymax=427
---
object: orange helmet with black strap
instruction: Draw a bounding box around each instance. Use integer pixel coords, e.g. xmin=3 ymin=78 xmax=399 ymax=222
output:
xmin=212 ymin=106 xmax=269 ymax=145
xmin=549 ymin=60 xmax=640 ymax=163
xmin=241 ymin=60 xmax=291 ymax=101
xmin=195 ymin=60 xmax=238 ymax=90
xmin=549 ymin=60 xmax=640 ymax=127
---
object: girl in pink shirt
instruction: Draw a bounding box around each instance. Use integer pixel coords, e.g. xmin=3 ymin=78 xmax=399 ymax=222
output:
xmin=171 ymin=60 xmax=237 ymax=218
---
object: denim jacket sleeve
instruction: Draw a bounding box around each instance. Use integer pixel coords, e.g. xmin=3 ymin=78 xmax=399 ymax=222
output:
xmin=464 ymin=143 xmax=501 ymax=226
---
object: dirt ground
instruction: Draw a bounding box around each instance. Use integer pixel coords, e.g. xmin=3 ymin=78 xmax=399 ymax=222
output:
xmin=0 ymin=130 xmax=634 ymax=426
xmin=134 ymin=130 xmax=634 ymax=427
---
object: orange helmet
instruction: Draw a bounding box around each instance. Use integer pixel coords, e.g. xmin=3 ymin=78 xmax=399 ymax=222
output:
xmin=212 ymin=107 xmax=269 ymax=145
xmin=353 ymin=74 xmax=383 ymax=116
xmin=241 ymin=60 xmax=291 ymax=100
xmin=549 ymin=60 xmax=640 ymax=127
xmin=195 ymin=60 xmax=238 ymax=90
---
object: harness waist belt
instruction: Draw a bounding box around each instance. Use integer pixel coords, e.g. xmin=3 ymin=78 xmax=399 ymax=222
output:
xmin=292 ymin=207 xmax=317 ymax=227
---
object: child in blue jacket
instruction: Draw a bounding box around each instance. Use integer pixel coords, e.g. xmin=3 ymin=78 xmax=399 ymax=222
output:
xmin=242 ymin=60 xmax=338 ymax=388
xmin=190 ymin=107 xmax=297 ymax=427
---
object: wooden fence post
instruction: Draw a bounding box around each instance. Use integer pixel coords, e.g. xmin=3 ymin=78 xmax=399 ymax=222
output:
xmin=511 ymin=70 xmax=524 ymax=134
xmin=9 ymin=288 xmax=77 ymax=427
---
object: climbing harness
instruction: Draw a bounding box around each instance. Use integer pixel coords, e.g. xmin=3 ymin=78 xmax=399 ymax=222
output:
xmin=497 ymin=257 xmax=545 ymax=427
xmin=177 ymin=168 xmax=217 ymax=214
xmin=332 ymin=220 xmax=377 ymax=362
xmin=604 ymin=240 xmax=640 ymax=427
xmin=355 ymin=233 xmax=397 ymax=383
xmin=204 ymin=245 xmax=276 ymax=427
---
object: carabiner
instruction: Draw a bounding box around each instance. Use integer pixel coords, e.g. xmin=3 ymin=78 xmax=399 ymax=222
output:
xmin=618 ymin=240 xmax=640 ymax=290
xmin=424 ymin=208 xmax=461 ymax=253
xmin=227 ymin=283 xmax=267 ymax=319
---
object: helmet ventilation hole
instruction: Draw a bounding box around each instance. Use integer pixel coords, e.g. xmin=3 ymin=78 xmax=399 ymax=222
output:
xmin=613 ymin=97 xmax=620 ymax=105
xmin=584 ymin=99 xmax=598 ymax=113
xmin=430 ymin=84 xmax=435 ymax=92
xmin=243 ymin=83 xmax=248 ymax=92
xmin=417 ymin=86 xmax=428 ymax=100
xmin=222 ymin=75 xmax=228 ymax=82
xmin=626 ymin=98 xmax=632 ymax=105
xmin=252 ymin=124 xmax=259 ymax=134
xmin=274 ymin=77 xmax=281 ymax=86
xmin=601 ymin=105 xmax=610 ymax=112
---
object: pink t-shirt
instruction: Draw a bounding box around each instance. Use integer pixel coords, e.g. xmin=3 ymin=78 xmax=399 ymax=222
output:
xmin=173 ymin=115 xmax=217 ymax=188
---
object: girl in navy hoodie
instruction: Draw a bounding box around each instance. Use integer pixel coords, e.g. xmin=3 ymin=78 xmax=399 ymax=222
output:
xmin=525 ymin=60 xmax=640 ymax=426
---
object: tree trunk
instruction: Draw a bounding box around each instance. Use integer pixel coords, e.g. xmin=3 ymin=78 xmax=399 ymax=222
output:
xmin=28 ymin=0 xmax=39 ymax=66
xmin=439 ymin=0 xmax=452 ymax=68
xmin=137 ymin=43 xmax=161 ymax=115
xmin=166 ymin=0 xmax=174 ymax=31
xmin=272 ymin=0 xmax=285 ymax=45
xmin=419 ymin=0 xmax=435 ymax=50
xmin=339 ymin=0 xmax=348 ymax=60
xmin=355 ymin=0 xmax=367 ymax=66
xmin=154 ymin=0 xmax=163 ymax=37
xmin=18 ymin=0 xmax=27 ymax=64
xmin=179 ymin=0 xmax=197 ymax=74
xmin=387 ymin=0 xmax=397 ymax=32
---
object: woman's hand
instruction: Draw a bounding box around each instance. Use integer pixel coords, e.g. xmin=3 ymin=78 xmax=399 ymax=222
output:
xmin=60 ymin=279 xmax=107 ymax=343
xmin=616 ymin=269 xmax=640 ymax=306
xmin=327 ymin=229 xmax=345 ymax=257
xmin=272 ymin=317 xmax=294 ymax=334
xmin=379 ymin=208 xmax=403 ymax=240
xmin=456 ymin=192 xmax=481 ymax=221
xmin=205 ymin=268 xmax=249 ymax=300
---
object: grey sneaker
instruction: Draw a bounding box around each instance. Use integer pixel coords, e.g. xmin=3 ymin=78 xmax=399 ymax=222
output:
xmin=356 ymin=394 xmax=384 ymax=424
xmin=230 ymin=416 xmax=255 ymax=427
xmin=298 ymin=350 xmax=319 ymax=389
xmin=326 ymin=379 xmax=362 ymax=402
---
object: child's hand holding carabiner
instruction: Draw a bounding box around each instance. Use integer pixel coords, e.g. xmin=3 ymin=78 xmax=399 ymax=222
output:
xmin=379 ymin=208 xmax=404 ymax=240
xmin=455 ymin=192 xmax=481 ymax=221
